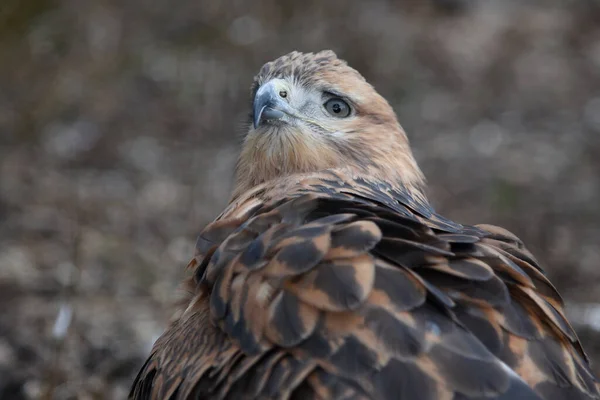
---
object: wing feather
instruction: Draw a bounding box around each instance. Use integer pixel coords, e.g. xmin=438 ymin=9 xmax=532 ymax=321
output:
xmin=130 ymin=172 xmax=599 ymax=400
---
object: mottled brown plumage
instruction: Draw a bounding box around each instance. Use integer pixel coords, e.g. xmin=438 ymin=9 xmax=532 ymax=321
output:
xmin=130 ymin=51 xmax=599 ymax=400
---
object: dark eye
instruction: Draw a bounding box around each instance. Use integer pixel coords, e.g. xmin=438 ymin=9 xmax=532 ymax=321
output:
xmin=324 ymin=98 xmax=351 ymax=118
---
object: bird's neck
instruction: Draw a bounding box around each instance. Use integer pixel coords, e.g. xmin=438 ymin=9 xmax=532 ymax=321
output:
xmin=231 ymin=128 xmax=426 ymax=202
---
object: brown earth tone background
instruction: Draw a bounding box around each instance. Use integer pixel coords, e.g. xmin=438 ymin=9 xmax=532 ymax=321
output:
xmin=1 ymin=0 xmax=600 ymax=398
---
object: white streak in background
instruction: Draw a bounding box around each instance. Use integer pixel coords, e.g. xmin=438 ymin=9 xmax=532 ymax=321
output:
xmin=565 ymin=302 xmax=600 ymax=332
xmin=52 ymin=303 xmax=73 ymax=340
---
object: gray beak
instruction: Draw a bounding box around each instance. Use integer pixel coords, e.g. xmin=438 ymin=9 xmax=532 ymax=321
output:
xmin=253 ymin=81 xmax=287 ymax=129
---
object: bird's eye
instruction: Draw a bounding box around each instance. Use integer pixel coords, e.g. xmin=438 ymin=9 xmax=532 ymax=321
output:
xmin=324 ymin=98 xmax=351 ymax=118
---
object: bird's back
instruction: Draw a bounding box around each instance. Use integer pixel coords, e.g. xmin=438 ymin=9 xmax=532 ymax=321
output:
xmin=130 ymin=170 xmax=599 ymax=400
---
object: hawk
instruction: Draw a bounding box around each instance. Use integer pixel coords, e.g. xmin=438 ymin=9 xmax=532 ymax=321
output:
xmin=130 ymin=50 xmax=599 ymax=400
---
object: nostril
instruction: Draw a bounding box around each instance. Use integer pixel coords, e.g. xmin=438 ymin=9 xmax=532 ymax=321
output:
xmin=279 ymin=90 xmax=287 ymax=98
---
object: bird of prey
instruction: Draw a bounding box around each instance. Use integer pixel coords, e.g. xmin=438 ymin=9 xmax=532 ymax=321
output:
xmin=130 ymin=50 xmax=599 ymax=400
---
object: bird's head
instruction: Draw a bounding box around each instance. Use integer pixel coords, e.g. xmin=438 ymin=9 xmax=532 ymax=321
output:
xmin=233 ymin=50 xmax=425 ymax=198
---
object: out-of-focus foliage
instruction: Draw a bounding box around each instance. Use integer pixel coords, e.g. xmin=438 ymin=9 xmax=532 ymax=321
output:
xmin=1 ymin=0 xmax=599 ymax=398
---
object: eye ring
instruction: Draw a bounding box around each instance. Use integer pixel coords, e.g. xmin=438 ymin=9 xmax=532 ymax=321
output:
xmin=324 ymin=97 xmax=351 ymax=118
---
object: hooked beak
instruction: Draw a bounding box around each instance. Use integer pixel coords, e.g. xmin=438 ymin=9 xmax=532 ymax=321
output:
xmin=252 ymin=81 xmax=291 ymax=129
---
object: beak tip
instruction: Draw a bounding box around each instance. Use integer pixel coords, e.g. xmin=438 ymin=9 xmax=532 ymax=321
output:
xmin=253 ymin=105 xmax=265 ymax=129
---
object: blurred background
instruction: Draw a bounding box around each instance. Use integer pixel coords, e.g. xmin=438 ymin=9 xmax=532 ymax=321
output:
xmin=1 ymin=0 xmax=600 ymax=398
